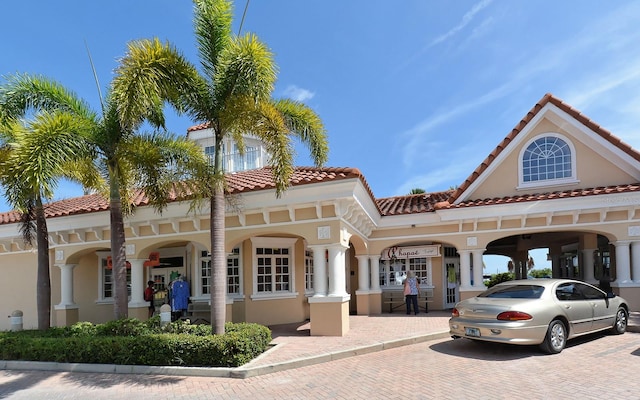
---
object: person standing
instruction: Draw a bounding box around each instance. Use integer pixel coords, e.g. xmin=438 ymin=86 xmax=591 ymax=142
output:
xmin=404 ymin=271 xmax=420 ymax=315
xmin=144 ymin=280 xmax=156 ymax=318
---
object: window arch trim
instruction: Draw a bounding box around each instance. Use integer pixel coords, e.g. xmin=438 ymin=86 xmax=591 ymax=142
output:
xmin=517 ymin=133 xmax=579 ymax=189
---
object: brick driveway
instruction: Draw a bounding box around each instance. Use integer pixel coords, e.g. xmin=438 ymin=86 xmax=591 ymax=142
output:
xmin=1 ymin=312 xmax=639 ymax=399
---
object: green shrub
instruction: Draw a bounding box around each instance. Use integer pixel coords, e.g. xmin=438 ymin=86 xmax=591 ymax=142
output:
xmin=486 ymin=272 xmax=515 ymax=288
xmin=0 ymin=319 xmax=272 ymax=367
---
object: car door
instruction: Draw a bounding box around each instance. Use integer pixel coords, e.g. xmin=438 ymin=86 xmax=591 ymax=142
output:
xmin=555 ymin=283 xmax=593 ymax=334
xmin=577 ymin=282 xmax=613 ymax=331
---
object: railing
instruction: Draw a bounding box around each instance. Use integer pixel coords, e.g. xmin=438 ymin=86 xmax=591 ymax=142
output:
xmin=207 ymin=148 xmax=267 ymax=172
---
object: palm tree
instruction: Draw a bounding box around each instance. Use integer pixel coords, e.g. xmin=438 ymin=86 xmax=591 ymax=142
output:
xmin=0 ymin=71 xmax=209 ymax=320
xmin=0 ymin=100 xmax=100 ymax=329
xmin=113 ymin=0 xmax=329 ymax=334
xmin=409 ymin=188 xmax=426 ymax=194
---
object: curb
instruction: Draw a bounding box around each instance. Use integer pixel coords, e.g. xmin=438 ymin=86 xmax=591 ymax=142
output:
xmin=0 ymin=330 xmax=451 ymax=379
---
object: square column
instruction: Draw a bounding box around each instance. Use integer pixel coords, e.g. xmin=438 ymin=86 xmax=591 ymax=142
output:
xmin=307 ymin=297 xmax=350 ymax=336
xmin=308 ymin=243 xmax=350 ymax=336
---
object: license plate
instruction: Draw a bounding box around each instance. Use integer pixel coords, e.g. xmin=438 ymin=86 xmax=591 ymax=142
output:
xmin=465 ymin=327 xmax=480 ymax=337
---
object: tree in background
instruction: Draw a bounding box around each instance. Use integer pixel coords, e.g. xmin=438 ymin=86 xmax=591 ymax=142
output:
xmin=529 ymin=268 xmax=552 ymax=278
xmin=114 ymin=0 xmax=328 ymax=334
xmin=486 ymin=272 xmax=515 ymax=288
xmin=409 ymin=188 xmax=425 ymax=194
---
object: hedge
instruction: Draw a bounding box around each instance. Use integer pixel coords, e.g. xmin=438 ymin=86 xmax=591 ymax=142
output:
xmin=0 ymin=318 xmax=272 ymax=367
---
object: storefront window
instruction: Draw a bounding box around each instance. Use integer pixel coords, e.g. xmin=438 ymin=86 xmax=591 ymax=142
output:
xmin=200 ymin=247 xmax=241 ymax=296
xmin=305 ymin=249 xmax=314 ymax=293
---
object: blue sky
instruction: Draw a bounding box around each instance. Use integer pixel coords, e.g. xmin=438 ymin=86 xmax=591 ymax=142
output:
xmin=3 ymin=1 xmax=640 ymax=272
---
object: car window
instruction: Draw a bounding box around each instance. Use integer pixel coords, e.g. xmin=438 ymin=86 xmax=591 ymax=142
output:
xmin=555 ymin=283 xmax=584 ymax=301
xmin=479 ymin=284 xmax=544 ymax=299
xmin=577 ymin=282 xmax=605 ymax=300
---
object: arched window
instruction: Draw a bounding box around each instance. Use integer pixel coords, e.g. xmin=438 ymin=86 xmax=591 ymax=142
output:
xmin=522 ymin=136 xmax=572 ymax=183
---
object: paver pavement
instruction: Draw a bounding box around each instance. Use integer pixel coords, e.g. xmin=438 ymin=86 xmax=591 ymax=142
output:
xmin=1 ymin=311 xmax=639 ymax=399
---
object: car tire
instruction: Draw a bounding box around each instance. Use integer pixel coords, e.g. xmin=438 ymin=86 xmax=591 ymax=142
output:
xmin=611 ymin=307 xmax=628 ymax=335
xmin=540 ymin=320 xmax=566 ymax=354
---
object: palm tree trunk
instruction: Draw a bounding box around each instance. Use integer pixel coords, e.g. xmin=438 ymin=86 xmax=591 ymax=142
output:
xmin=35 ymin=197 xmax=51 ymax=330
xmin=110 ymin=177 xmax=128 ymax=319
xmin=210 ymin=187 xmax=226 ymax=335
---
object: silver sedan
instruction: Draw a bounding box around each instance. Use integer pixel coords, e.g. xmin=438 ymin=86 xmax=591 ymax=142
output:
xmin=449 ymin=279 xmax=628 ymax=353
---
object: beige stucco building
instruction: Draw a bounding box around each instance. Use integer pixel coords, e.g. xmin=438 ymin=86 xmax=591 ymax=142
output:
xmin=2 ymin=93 xmax=640 ymax=335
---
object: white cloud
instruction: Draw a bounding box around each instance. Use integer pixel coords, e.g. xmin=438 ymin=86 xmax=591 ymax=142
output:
xmin=283 ymin=85 xmax=315 ymax=102
xmin=429 ymin=0 xmax=494 ymax=47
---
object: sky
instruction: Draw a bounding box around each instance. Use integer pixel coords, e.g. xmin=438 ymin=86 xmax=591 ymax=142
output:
xmin=3 ymin=1 xmax=640 ymax=272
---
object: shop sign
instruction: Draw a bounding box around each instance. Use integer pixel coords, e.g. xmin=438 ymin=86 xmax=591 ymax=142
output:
xmin=381 ymin=245 xmax=440 ymax=260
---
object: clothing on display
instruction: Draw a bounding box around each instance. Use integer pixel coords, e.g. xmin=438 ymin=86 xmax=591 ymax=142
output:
xmin=170 ymin=277 xmax=190 ymax=312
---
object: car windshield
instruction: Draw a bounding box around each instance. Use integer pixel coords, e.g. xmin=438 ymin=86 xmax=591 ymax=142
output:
xmin=479 ymin=284 xmax=544 ymax=299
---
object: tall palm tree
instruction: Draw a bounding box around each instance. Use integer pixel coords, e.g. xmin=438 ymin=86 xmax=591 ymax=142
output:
xmin=0 ymin=102 xmax=100 ymax=329
xmin=114 ymin=0 xmax=329 ymax=334
xmin=0 ymin=71 xmax=209 ymax=320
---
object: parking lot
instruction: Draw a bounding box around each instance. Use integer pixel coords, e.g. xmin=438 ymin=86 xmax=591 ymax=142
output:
xmin=2 ymin=314 xmax=639 ymax=399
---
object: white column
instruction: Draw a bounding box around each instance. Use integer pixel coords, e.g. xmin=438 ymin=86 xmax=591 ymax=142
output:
xmin=370 ymin=255 xmax=381 ymax=291
xmin=328 ymin=243 xmax=349 ymax=296
xmin=458 ymin=250 xmax=472 ymax=290
xmin=356 ymin=255 xmax=370 ymax=291
xmin=632 ymin=241 xmax=640 ymax=283
xmin=613 ymin=241 xmax=632 ymax=284
xmin=128 ymin=259 xmax=146 ymax=306
xmin=581 ymin=248 xmax=597 ymax=284
xmin=56 ymin=264 xmax=77 ymax=308
xmin=472 ymin=249 xmax=485 ymax=290
xmin=310 ymin=245 xmax=327 ymax=296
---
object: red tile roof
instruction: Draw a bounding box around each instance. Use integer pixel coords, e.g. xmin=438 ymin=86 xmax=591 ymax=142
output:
xmin=2 ymin=94 xmax=639 ymax=226
xmin=435 ymin=183 xmax=640 ymax=209
xmin=186 ymin=122 xmax=210 ymax=133
xmin=0 ymin=167 xmax=371 ymax=225
xmin=376 ymin=191 xmax=453 ymax=216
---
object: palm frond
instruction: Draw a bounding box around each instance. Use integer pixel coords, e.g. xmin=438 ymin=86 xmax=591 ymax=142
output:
xmin=112 ymin=38 xmax=202 ymax=132
xmin=0 ymin=73 xmax=96 ymax=122
xmin=122 ymin=131 xmax=211 ymax=213
xmin=213 ymin=33 xmax=276 ymax=107
xmin=193 ymin=0 xmax=233 ymax=82
xmin=273 ymin=98 xmax=328 ymax=167
xmin=251 ymin=101 xmax=294 ymax=196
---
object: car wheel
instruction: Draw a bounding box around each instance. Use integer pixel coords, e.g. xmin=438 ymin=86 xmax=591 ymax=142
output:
xmin=611 ymin=307 xmax=628 ymax=335
xmin=540 ymin=320 xmax=566 ymax=354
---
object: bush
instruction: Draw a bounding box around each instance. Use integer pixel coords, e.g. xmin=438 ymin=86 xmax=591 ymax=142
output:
xmin=486 ymin=272 xmax=515 ymax=288
xmin=0 ymin=318 xmax=272 ymax=367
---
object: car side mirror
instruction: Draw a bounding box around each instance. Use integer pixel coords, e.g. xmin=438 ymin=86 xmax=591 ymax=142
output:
xmin=606 ymin=292 xmax=616 ymax=299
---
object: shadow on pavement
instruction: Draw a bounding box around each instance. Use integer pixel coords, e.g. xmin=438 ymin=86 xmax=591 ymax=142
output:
xmin=429 ymin=331 xmax=612 ymax=360
xmin=61 ymin=372 xmax=185 ymax=389
xmin=0 ymin=370 xmax=51 ymax=400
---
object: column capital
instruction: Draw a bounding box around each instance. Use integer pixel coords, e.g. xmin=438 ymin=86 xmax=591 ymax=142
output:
xmin=54 ymin=263 xmax=77 ymax=270
xmin=327 ymin=242 xmax=350 ymax=251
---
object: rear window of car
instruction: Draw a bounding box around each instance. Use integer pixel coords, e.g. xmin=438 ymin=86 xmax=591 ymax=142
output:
xmin=478 ymin=284 xmax=544 ymax=299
